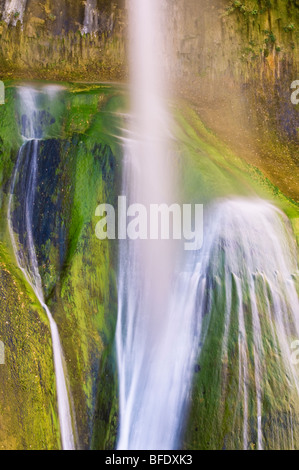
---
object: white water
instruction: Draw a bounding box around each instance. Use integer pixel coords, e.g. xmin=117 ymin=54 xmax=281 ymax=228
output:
xmin=118 ymin=187 xmax=299 ymax=450
xmin=7 ymin=87 xmax=75 ymax=450
xmin=116 ymin=144 xmax=200 ymax=449
xmin=196 ymin=198 xmax=299 ymax=450
xmin=81 ymin=0 xmax=99 ymax=35
xmin=116 ymin=0 xmax=299 ymax=450
xmin=2 ymin=0 xmax=27 ymax=25
xmin=116 ymin=0 xmax=190 ymax=450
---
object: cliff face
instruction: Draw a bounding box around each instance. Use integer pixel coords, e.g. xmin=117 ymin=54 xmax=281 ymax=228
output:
xmin=0 ymin=1 xmax=297 ymax=200
xmin=167 ymin=0 xmax=299 ymax=82
xmin=0 ymin=1 xmax=298 ymax=94
xmin=0 ymin=0 xmax=123 ymax=33
xmin=0 ymin=1 xmax=298 ymax=83
xmin=166 ymin=0 xmax=299 ymax=203
xmin=0 ymin=0 xmax=126 ymax=81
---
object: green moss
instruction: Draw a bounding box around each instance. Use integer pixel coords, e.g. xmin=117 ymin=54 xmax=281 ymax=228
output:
xmin=184 ymin=260 xmax=299 ymax=450
xmin=173 ymin=101 xmax=299 ymax=450
xmin=0 ymin=242 xmax=60 ymax=449
xmin=174 ymin=102 xmax=299 ymax=240
xmin=0 ymin=84 xmax=22 ymax=216
xmin=26 ymin=84 xmax=124 ymax=448
xmin=284 ymin=24 xmax=296 ymax=33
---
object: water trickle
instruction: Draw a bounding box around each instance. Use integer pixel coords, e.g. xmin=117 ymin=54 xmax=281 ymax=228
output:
xmin=116 ymin=0 xmax=299 ymax=450
xmin=81 ymin=0 xmax=99 ymax=35
xmin=7 ymin=86 xmax=75 ymax=450
xmin=193 ymin=198 xmax=299 ymax=450
xmin=2 ymin=0 xmax=27 ymax=26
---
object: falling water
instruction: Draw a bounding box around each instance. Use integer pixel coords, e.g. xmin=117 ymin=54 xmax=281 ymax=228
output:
xmin=116 ymin=0 xmax=299 ymax=451
xmin=7 ymin=86 xmax=75 ymax=450
xmin=116 ymin=0 xmax=190 ymax=450
xmin=2 ymin=0 xmax=27 ymax=26
xmin=188 ymin=198 xmax=299 ymax=450
xmin=81 ymin=0 xmax=99 ymax=35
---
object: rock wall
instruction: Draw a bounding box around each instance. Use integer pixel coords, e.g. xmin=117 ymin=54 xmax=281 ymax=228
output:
xmin=0 ymin=83 xmax=122 ymax=449
xmin=0 ymin=0 xmax=126 ymax=81
xmin=0 ymin=1 xmax=298 ymax=93
xmin=166 ymin=0 xmax=299 ymax=203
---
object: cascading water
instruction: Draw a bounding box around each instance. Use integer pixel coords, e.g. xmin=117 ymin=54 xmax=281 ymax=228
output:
xmin=116 ymin=143 xmax=200 ymax=450
xmin=190 ymin=198 xmax=299 ymax=450
xmin=117 ymin=0 xmax=299 ymax=451
xmin=2 ymin=0 xmax=27 ymax=26
xmin=81 ymin=0 xmax=99 ymax=35
xmin=116 ymin=0 xmax=194 ymax=450
xmin=7 ymin=86 xmax=75 ymax=451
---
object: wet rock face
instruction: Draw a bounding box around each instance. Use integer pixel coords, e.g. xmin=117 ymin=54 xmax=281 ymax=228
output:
xmin=0 ymin=0 xmax=126 ymax=81
xmin=19 ymin=110 xmax=55 ymax=139
xmin=0 ymin=0 xmax=124 ymax=42
xmin=7 ymin=0 xmax=124 ymax=34
xmin=0 ymin=1 xmax=297 ymax=89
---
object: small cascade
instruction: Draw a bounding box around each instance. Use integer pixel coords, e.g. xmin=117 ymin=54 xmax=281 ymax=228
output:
xmin=7 ymin=86 xmax=75 ymax=450
xmin=81 ymin=0 xmax=100 ymax=35
xmin=190 ymin=198 xmax=299 ymax=450
xmin=2 ymin=0 xmax=27 ymax=26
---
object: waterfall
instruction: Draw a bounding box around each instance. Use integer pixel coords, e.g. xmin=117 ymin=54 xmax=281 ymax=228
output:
xmin=116 ymin=0 xmax=188 ymax=450
xmin=116 ymin=144 xmax=198 ymax=450
xmin=2 ymin=0 xmax=27 ymax=26
xmin=190 ymin=198 xmax=299 ymax=450
xmin=198 ymin=198 xmax=299 ymax=450
xmin=116 ymin=0 xmax=299 ymax=451
xmin=81 ymin=0 xmax=99 ymax=35
xmin=7 ymin=86 xmax=75 ymax=451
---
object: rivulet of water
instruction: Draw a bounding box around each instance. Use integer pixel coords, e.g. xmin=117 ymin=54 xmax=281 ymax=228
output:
xmin=7 ymin=86 xmax=75 ymax=450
